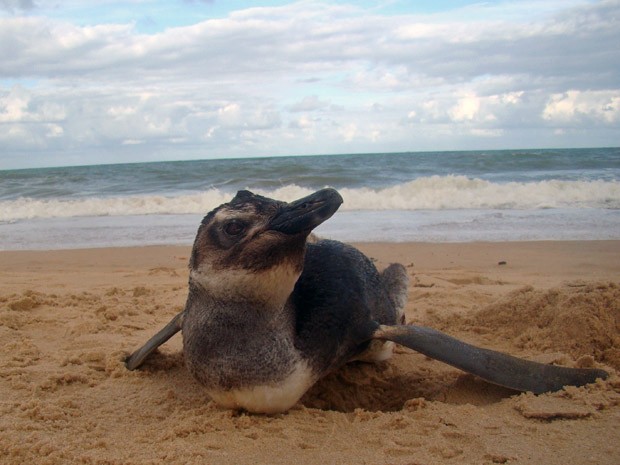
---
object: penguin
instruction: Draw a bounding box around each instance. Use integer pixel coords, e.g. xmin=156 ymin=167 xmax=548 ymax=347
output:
xmin=125 ymin=188 xmax=608 ymax=413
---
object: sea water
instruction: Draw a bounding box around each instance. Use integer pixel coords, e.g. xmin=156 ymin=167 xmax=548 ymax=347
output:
xmin=1 ymin=148 xmax=619 ymax=250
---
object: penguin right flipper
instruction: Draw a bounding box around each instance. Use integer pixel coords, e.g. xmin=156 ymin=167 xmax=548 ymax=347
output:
xmin=373 ymin=324 xmax=608 ymax=394
xmin=125 ymin=311 xmax=184 ymax=370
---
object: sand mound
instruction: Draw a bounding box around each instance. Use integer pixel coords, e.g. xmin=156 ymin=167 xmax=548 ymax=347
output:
xmin=444 ymin=282 xmax=620 ymax=370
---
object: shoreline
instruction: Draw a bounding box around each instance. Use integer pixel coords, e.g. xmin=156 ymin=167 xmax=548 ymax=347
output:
xmin=1 ymin=239 xmax=618 ymax=288
xmin=3 ymin=206 xmax=619 ymax=250
xmin=1 ymin=240 xmax=618 ymax=464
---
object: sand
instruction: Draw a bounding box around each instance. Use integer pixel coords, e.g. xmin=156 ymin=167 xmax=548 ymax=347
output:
xmin=1 ymin=241 xmax=618 ymax=465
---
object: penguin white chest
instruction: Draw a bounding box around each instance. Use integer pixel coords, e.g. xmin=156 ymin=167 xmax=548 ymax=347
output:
xmin=207 ymin=361 xmax=315 ymax=414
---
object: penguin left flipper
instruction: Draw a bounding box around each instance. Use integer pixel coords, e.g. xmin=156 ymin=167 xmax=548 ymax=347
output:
xmin=125 ymin=311 xmax=184 ymax=370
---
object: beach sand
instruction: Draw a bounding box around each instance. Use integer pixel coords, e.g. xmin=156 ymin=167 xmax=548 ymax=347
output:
xmin=1 ymin=241 xmax=619 ymax=464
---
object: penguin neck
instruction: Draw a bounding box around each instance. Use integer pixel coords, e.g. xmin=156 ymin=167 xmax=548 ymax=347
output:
xmin=189 ymin=260 xmax=302 ymax=312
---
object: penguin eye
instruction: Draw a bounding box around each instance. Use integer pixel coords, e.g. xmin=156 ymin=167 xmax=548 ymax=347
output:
xmin=223 ymin=220 xmax=246 ymax=236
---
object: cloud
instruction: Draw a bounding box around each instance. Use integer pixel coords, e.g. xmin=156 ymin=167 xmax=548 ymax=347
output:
xmin=0 ymin=86 xmax=66 ymax=123
xmin=449 ymin=94 xmax=482 ymax=122
xmin=0 ymin=0 xmax=35 ymax=13
xmin=288 ymin=95 xmax=331 ymax=113
xmin=543 ymin=90 xmax=620 ymax=124
xmin=216 ymin=102 xmax=281 ymax=130
xmin=3 ymin=2 xmax=619 ymax=85
xmin=339 ymin=123 xmax=358 ymax=142
xmin=0 ymin=0 xmax=619 ymax=168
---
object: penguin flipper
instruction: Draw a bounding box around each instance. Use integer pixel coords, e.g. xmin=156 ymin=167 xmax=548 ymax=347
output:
xmin=125 ymin=311 xmax=184 ymax=370
xmin=373 ymin=324 xmax=608 ymax=394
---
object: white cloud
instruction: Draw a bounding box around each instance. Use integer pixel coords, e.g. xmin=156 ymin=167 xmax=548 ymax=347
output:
xmin=45 ymin=123 xmax=63 ymax=138
xmin=289 ymin=115 xmax=315 ymax=129
xmin=217 ymin=103 xmax=281 ymax=130
xmin=543 ymin=90 xmax=620 ymax=124
xmin=0 ymin=85 xmax=66 ymax=123
xmin=449 ymin=94 xmax=481 ymax=122
xmin=121 ymin=138 xmax=143 ymax=145
xmin=340 ymin=123 xmax=358 ymax=142
xmin=470 ymin=128 xmax=503 ymax=137
xmin=0 ymin=86 xmax=28 ymax=122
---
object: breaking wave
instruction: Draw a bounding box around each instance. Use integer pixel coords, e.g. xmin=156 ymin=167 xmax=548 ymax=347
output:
xmin=1 ymin=176 xmax=619 ymax=222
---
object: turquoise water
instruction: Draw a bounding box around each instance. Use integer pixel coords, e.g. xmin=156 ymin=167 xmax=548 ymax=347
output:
xmin=1 ymin=148 xmax=619 ymax=249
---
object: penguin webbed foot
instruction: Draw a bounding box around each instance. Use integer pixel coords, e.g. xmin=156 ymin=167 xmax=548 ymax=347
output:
xmin=125 ymin=311 xmax=184 ymax=370
xmin=373 ymin=324 xmax=608 ymax=394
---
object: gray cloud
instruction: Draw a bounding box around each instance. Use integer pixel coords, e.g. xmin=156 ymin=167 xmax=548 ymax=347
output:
xmin=288 ymin=96 xmax=331 ymax=113
xmin=3 ymin=1 xmax=614 ymax=84
xmin=0 ymin=0 xmax=36 ymax=13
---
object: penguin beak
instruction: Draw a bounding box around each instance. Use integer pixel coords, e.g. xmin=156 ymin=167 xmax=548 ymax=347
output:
xmin=268 ymin=188 xmax=343 ymax=235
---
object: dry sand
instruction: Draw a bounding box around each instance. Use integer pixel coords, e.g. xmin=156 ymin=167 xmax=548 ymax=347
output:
xmin=1 ymin=241 xmax=619 ymax=465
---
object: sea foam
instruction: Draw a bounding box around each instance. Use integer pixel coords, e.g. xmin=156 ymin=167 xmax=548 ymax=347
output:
xmin=1 ymin=176 xmax=618 ymax=222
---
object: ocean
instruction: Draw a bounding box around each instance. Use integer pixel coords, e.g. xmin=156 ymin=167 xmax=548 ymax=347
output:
xmin=1 ymin=148 xmax=619 ymax=250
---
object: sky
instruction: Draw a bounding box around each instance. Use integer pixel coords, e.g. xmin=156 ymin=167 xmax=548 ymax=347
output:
xmin=1 ymin=0 xmax=619 ymax=169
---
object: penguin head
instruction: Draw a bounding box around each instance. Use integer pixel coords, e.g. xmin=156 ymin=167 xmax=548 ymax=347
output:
xmin=189 ymin=188 xmax=343 ymax=304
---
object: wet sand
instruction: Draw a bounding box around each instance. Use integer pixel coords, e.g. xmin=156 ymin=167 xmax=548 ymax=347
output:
xmin=1 ymin=241 xmax=619 ymax=464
